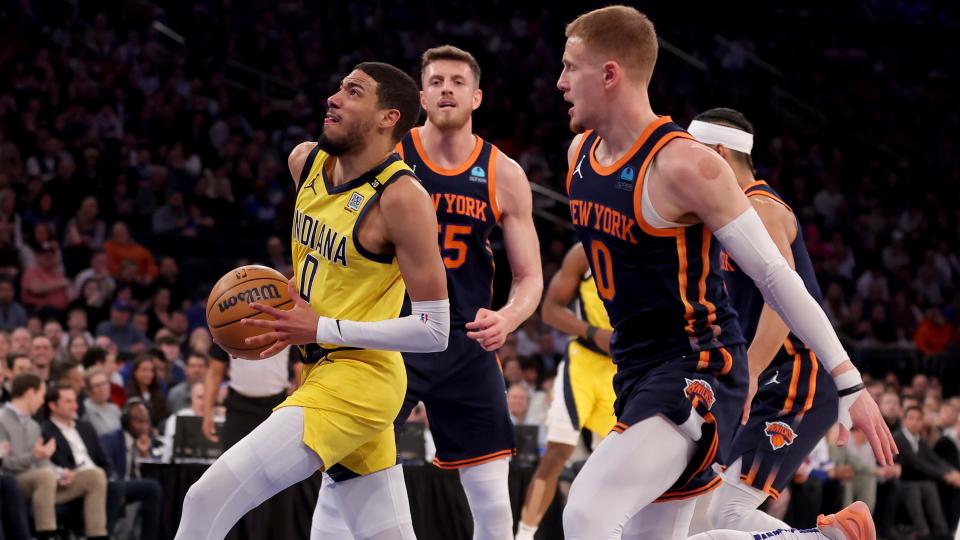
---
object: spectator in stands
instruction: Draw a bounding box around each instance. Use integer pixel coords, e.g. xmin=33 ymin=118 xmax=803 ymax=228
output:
xmin=915 ymin=306 xmax=956 ymax=356
xmin=40 ymin=384 xmax=110 ymax=539
xmin=43 ymin=319 xmax=65 ymax=351
xmin=161 ymin=382 xmax=206 ymax=461
xmin=167 ymin=350 xmax=207 ymax=413
xmin=153 ymin=256 xmax=188 ymax=310
xmin=82 ymin=368 xmax=121 ymax=437
xmin=65 ymin=307 xmax=93 ymax=343
xmin=62 ymin=196 xmax=106 ymax=275
xmin=66 ymin=333 xmax=89 ymax=364
xmin=95 ymin=300 xmax=149 ymax=354
xmin=507 ymin=384 xmax=530 ymax=425
xmin=503 ymin=357 xmax=523 ymax=388
xmin=0 ymin=373 xmax=107 ymax=540
xmin=125 ymin=354 xmax=168 ymax=425
xmin=0 ymin=277 xmax=27 ymax=331
xmin=147 ymin=287 xmax=174 ymax=337
xmin=265 ymin=235 xmax=293 ymax=277
xmin=72 ymin=251 xmax=116 ymax=301
xmin=69 ymin=278 xmax=112 ymax=331
xmin=827 ymin=424 xmax=878 ymax=510
xmin=152 ymin=190 xmax=189 ymax=236
xmin=20 ymin=240 xmax=72 ymax=313
xmin=82 ymin=347 xmax=125 ymax=407
xmin=30 ymin=335 xmax=55 ymax=382
xmin=894 ymin=405 xmax=958 ymax=537
xmin=9 ymin=328 xmax=29 ymax=355
xmin=0 ymin=189 xmax=23 ymax=250
xmin=102 ymin=222 xmax=157 ymax=281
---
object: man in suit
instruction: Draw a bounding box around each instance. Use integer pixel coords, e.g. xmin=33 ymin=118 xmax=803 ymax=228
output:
xmin=935 ymin=404 xmax=960 ymax=528
xmin=895 ymin=405 xmax=960 ymax=537
xmin=43 ymin=383 xmax=161 ymax=540
xmin=0 ymin=373 xmax=107 ymax=540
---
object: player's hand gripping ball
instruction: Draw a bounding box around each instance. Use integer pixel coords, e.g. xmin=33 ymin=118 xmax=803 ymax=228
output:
xmin=206 ymin=265 xmax=293 ymax=360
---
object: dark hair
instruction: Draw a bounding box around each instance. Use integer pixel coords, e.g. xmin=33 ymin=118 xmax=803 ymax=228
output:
xmin=904 ymin=405 xmax=924 ymax=417
xmin=11 ymin=372 xmax=43 ymax=398
xmin=82 ymin=347 xmax=108 ymax=369
xmin=127 ymin=354 xmax=168 ymax=423
xmin=186 ymin=350 xmax=208 ymax=365
xmin=44 ymin=383 xmax=74 ymax=407
xmin=354 ymin=62 xmax=421 ymax=141
xmin=693 ymin=107 xmax=756 ymax=174
xmin=51 ymin=360 xmax=81 ymax=383
xmin=121 ymin=396 xmax=152 ymax=432
xmin=6 ymin=353 xmax=29 ymax=370
xmin=420 ymin=45 xmax=482 ymax=85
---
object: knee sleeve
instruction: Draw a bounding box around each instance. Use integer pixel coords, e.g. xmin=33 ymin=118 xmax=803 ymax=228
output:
xmin=459 ymin=459 xmax=513 ymax=540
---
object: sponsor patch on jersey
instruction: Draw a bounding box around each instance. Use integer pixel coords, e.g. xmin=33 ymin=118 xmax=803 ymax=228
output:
xmin=764 ymin=421 xmax=797 ymax=450
xmin=346 ymin=192 xmax=365 ymax=212
xmin=616 ymin=166 xmax=636 ymax=191
xmin=469 ymin=166 xmax=487 ymax=183
xmin=683 ymin=378 xmax=716 ymax=409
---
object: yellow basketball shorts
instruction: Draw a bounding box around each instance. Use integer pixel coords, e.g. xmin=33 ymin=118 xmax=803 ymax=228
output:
xmin=275 ymin=350 xmax=406 ymax=480
xmin=546 ymin=340 xmax=618 ymax=445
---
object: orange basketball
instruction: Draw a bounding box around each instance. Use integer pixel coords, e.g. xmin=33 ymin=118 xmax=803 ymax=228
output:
xmin=206 ymin=265 xmax=293 ymax=360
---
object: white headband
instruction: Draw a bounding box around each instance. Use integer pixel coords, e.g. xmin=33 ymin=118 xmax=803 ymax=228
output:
xmin=687 ymin=120 xmax=754 ymax=154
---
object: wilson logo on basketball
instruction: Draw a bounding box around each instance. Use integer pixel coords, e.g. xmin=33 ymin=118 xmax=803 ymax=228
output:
xmin=218 ymin=284 xmax=282 ymax=313
xmin=764 ymin=421 xmax=797 ymax=450
xmin=683 ymin=378 xmax=716 ymax=409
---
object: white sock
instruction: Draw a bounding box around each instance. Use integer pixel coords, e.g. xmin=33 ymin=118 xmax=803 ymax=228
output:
xmin=175 ymin=406 xmax=323 ymax=540
xmin=709 ymin=459 xmax=790 ymax=532
xmin=515 ymin=521 xmax=537 ymax=540
xmin=459 ymin=458 xmax=513 ymax=540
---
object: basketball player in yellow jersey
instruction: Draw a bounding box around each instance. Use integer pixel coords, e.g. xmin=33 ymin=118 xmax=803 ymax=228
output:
xmin=516 ymin=242 xmax=617 ymax=540
xmin=175 ymin=62 xmax=448 ymax=540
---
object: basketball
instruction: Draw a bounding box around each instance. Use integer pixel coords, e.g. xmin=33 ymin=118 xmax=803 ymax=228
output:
xmin=206 ymin=265 xmax=293 ymax=360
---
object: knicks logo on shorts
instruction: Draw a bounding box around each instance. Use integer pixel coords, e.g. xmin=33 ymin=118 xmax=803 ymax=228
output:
xmin=764 ymin=421 xmax=797 ymax=450
xmin=683 ymin=378 xmax=716 ymax=409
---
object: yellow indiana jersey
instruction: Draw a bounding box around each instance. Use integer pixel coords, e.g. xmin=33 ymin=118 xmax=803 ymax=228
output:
xmin=279 ymin=147 xmax=416 ymax=477
xmin=578 ymin=269 xmax=613 ymax=332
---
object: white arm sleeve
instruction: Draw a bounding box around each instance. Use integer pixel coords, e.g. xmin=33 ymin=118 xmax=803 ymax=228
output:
xmin=314 ymin=299 xmax=450 ymax=353
xmin=713 ymin=208 xmax=854 ymax=379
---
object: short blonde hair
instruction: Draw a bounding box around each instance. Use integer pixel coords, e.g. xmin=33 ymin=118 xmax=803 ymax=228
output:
xmin=566 ymin=5 xmax=658 ymax=83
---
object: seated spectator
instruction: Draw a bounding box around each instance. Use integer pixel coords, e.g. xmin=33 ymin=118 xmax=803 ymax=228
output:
xmin=503 ymin=357 xmax=524 ymax=388
xmin=849 ymin=428 xmax=902 ymax=539
xmin=507 ymin=383 xmax=530 ymax=425
xmin=156 ymin=335 xmax=186 ymax=389
xmin=82 ymin=368 xmax=122 ymax=437
xmin=146 ymin=287 xmax=174 ymax=337
xmin=168 ymin=350 xmax=208 ymax=413
xmin=20 ymin=241 xmax=72 ymax=313
xmin=0 ymin=373 xmax=107 ymax=540
xmin=914 ymin=306 xmax=956 ymax=356
xmin=894 ymin=405 xmax=959 ymax=537
xmin=152 ymin=190 xmax=189 ymax=236
xmin=827 ymin=424 xmax=878 ymax=511
xmin=880 ymin=391 xmax=903 ymax=431
xmin=0 ymin=277 xmax=28 ymax=331
xmin=152 ymin=257 xmax=188 ymax=310
xmin=9 ymin=327 xmax=31 ymax=356
xmin=82 ymin=347 xmax=126 ymax=407
xmin=65 ymin=307 xmax=94 ymax=344
xmin=30 ymin=335 xmax=56 ymax=382
xmin=161 ymin=382 xmax=207 ymax=461
xmin=102 ymin=222 xmax=157 ymax=281
xmin=95 ymin=300 xmax=149 ymax=354
xmin=72 ymin=251 xmax=116 ymax=301
xmin=0 ymin=359 xmax=8 ymax=404
xmin=41 ymin=384 xmax=112 ymax=537
xmin=66 ymin=333 xmax=89 ymax=364
xmin=125 ymin=353 xmax=168 ymax=425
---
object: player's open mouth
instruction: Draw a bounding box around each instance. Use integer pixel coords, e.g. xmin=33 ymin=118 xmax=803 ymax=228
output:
xmin=324 ymin=112 xmax=341 ymax=124
xmin=438 ymin=100 xmax=456 ymax=109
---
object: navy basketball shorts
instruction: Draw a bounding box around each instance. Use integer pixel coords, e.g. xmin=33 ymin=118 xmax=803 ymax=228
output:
xmin=612 ymin=345 xmax=748 ymax=501
xmin=725 ymin=350 xmax=838 ymax=500
xmin=397 ymin=329 xmax=515 ymax=468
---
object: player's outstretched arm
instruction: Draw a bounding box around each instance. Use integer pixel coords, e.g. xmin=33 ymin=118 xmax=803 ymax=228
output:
xmin=243 ymin=175 xmax=450 ymax=355
xmin=541 ymin=244 xmax=611 ymax=354
xmin=467 ymin=155 xmax=543 ymax=351
xmin=657 ymin=139 xmax=897 ymax=466
xmin=740 ymin=197 xmax=796 ymax=424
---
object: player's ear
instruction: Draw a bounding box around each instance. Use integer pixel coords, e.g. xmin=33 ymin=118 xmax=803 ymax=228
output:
xmin=601 ymin=61 xmax=620 ymax=89
xmin=472 ymin=88 xmax=483 ymax=111
xmin=380 ymin=109 xmax=401 ymax=131
xmin=419 ymin=90 xmax=427 ymax=110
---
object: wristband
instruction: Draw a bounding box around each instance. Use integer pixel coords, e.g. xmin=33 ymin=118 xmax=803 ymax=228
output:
xmin=586 ymin=325 xmax=598 ymax=343
xmin=838 ymin=383 xmax=866 ymax=397
xmin=833 ymin=368 xmax=864 ymax=395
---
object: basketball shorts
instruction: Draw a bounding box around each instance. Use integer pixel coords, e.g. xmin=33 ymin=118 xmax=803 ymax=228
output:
xmin=725 ymin=349 xmax=838 ymax=499
xmin=546 ymin=340 xmax=618 ymax=446
xmin=276 ymin=347 xmax=406 ymax=482
xmin=398 ymin=329 xmax=515 ymax=468
xmin=612 ymin=345 xmax=748 ymax=502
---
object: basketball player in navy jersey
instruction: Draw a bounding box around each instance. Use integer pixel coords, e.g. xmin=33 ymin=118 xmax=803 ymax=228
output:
xmin=311 ymin=45 xmax=542 ymax=540
xmin=557 ymin=6 xmax=895 ymax=540
xmin=685 ymin=108 xmax=848 ymax=534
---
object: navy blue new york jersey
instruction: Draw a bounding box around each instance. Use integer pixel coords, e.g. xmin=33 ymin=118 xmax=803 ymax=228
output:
xmin=566 ymin=117 xmax=745 ymax=371
xmin=398 ymin=127 xmax=500 ymax=328
xmin=720 ymin=181 xmax=821 ymax=359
